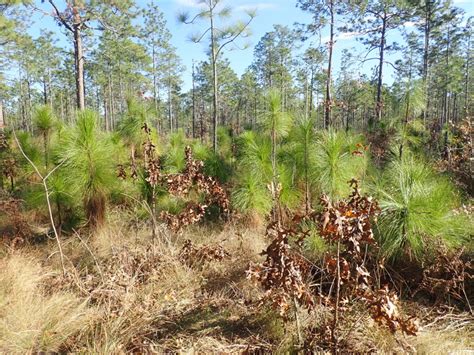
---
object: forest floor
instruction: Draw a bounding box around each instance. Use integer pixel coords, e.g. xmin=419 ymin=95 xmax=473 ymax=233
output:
xmin=0 ymin=207 xmax=473 ymax=353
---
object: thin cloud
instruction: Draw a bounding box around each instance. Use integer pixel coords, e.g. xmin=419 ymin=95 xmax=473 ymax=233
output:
xmin=236 ymin=3 xmax=277 ymax=12
xmin=322 ymin=31 xmax=360 ymax=43
xmin=175 ymin=0 xmax=202 ymax=8
xmin=403 ymin=21 xmax=420 ymax=27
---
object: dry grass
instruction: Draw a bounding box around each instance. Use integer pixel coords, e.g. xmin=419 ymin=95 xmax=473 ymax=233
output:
xmin=0 ymin=254 xmax=92 ymax=353
xmin=0 ymin=207 xmax=472 ymax=353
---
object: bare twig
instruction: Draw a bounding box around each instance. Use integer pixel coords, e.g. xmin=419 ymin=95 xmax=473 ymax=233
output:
xmin=12 ymin=129 xmax=67 ymax=276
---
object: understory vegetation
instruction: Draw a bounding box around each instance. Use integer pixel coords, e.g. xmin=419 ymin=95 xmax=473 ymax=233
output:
xmin=0 ymin=99 xmax=472 ymax=352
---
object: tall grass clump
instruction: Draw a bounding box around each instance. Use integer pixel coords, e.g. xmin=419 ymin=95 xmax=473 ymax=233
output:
xmin=373 ymin=155 xmax=472 ymax=260
xmin=0 ymin=255 xmax=91 ymax=353
xmin=60 ymin=110 xmax=116 ymax=229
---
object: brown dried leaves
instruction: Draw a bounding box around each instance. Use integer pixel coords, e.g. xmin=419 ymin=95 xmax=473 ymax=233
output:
xmin=317 ymin=180 xmax=418 ymax=336
xmin=249 ymin=180 xmax=418 ymax=336
xmin=179 ymin=239 xmax=230 ymax=267
xmin=160 ymin=146 xmax=229 ymax=232
xmin=416 ymin=246 xmax=473 ymax=304
xmin=247 ymin=222 xmax=314 ymax=317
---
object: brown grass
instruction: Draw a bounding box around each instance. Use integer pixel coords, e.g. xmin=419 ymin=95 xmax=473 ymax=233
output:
xmin=0 ymin=207 xmax=472 ymax=353
xmin=0 ymin=254 xmax=92 ymax=353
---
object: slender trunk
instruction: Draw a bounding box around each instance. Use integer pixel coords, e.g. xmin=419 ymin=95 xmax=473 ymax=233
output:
xmin=73 ymin=9 xmax=85 ymax=110
xmin=325 ymin=0 xmax=334 ymax=129
xmin=309 ymin=68 xmax=314 ymax=117
xmin=43 ymin=132 xmax=49 ymax=168
xmin=304 ymin=75 xmax=309 ymax=119
xmin=43 ymin=79 xmax=48 ymax=104
xmin=464 ymin=29 xmax=471 ymax=117
xmin=168 ymin=73 xmax=173 ymax=133
xmin=210 ymin=10 xmax=218 ymax=152
xmin=443 ymin=25 xmax=451 ymax=125
xmin=374 ymin=12 xmax=387 ymax=125
xmin=405 ymin=57 xmax=413 ymax=124
xmin=254 ymin=86 xmax=258 ymax=129
xmin=103 ymin=90 xmax=109 ymax=131
xmin=152 ymin=44 xmax=160 ymax=133
xmin=108 ymin=74 xmax=114 ymax=129
xmin=0 ymin=102 xmax=4 ymax=130
xmin=192 ymin=62 xmax=196 ymax=138
xmin=60 ymin=92 xmax=64 ymax=122
xmin=48 ymin=69 xmax=53 ymax=108
xmin=200 ymin=97 xmax=205 ymax=142
xmin=26 ymin=76 xmax=32 ymax=130
xmin=18 ymin=65 xmax=26 ymax=130
xmin=422 ymin=1 xmax=432 ymax=123
xmin=271 ymin=117 xmax=277 ymax=224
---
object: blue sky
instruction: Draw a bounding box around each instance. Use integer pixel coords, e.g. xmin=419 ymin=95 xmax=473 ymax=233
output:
xmin=20 ymin=0 xmax=474 ymax=91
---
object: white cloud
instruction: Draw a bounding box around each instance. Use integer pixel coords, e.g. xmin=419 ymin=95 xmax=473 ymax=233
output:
xmin=236 ymin=3 xmax=277 ymax=12
xmin=403 ymin=21 xmax=420 ymax=28
xmin=175 ymin=0 xmax=277 ymax=11
xmin=175 ymin=0 xmax=202 ymax=8
xmin=453 ymin=0 xmax=470 ymax=3
xmin=322 ymin=31 xmax=360 ymax=43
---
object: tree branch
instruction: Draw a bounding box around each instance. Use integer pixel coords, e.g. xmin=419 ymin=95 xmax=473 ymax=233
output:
xmin=216 ymin=16 xmax=254 ymax=58
xmin=12 ymin=128 xmax=67 ymax=276
xmin=47 ymin=0 xmax=74 ymax=32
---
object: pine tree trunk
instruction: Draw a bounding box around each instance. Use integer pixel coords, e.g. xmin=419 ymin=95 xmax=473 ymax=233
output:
xmin=73 ymin=10 xmax=85 ymax=110
xmin=43 ymin=78 xmax=48 ymax=105
xmin=422 ymin=1 xmax=432 ymax=123
xmin=374 ymin=12 xmax=387 ymax=126
xmin=192 ymin=62 xmax=196 ymax=138
xmin=168 ymin=76 xmax=173 ymax=133
xmin=0 ymin=101 xmax=4 ymax=130
xmin=309 ymin=68 xmax=314 ymax=117
xmin=464 ymin=30 xmax=471 ymax=117
xmin=210 ymin=10 xmax=218 ymax=152
xmin=324 ymin=0 xmax=334 ymax=129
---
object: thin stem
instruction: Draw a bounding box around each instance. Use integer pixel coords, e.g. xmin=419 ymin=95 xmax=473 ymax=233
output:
xmin=12 ymin=129 xmax=67 ymax=276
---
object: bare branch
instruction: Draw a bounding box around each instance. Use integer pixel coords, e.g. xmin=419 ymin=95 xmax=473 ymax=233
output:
xmin=12 ymin=129 xmax=67 ymax=276
xmin=47 ymin=0 xmax=74 ymax=32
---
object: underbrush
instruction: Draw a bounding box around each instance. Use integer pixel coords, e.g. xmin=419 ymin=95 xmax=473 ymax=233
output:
xmin=0 ymin=208 xmax=472 ymax=352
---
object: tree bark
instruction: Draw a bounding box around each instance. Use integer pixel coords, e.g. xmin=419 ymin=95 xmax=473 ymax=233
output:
xmin=464 ymin=26 xmax=471 ymax=117
xmin=192 ymin=62 xmax=196 ymax=138
xmin=73 ymin=14 xmax=85 ymax=110
xmin=210 ymin=7 xmax=218 ymax=152
xmin=324 ymin=0 xmax=334 ymax=129
xmin=168 ymin=58 xmax=173 ymax=132
xmin=43 ymin=78 xmax=48 ymax=105
xmin=374 ymin=12 xmax=387 ymax=125
xmin=0 ymin=101 xmax=4 ymax=130
xmin=422 ymin=1 xmax=432 ymax=123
